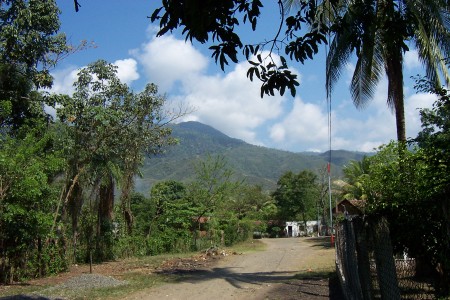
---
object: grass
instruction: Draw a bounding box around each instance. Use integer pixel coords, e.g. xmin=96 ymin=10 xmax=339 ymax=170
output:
xmin=294 ymin=236 xmax=336 ymax=280
xmin=226 ymin=238 xmax=266 ymax=253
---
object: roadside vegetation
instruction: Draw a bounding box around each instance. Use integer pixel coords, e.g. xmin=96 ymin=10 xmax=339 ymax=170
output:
xmin=0 ymin=239 xmax=266 ymax=299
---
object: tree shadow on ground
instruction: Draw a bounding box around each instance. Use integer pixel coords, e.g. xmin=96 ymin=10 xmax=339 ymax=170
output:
xmin=158 ymin=265 xmax=344 ymax=299
xmin=303 ymin=236 xmax=335 ymax=249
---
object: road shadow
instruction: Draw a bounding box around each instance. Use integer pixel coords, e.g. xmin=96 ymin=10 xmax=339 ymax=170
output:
xmin=303 ymin=236 xmax=335 ymax=249
xmin=157 ymin=265 xmax=344 ymax=299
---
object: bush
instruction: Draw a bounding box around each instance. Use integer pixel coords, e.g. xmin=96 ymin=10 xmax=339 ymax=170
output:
xmin=270 ymin=226 xmax=282 ymax=238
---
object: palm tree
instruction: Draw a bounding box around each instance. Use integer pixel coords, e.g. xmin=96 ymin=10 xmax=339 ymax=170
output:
xmin=285 ymin=0 xmax=450 ymax=142
xmin=339 ymin=156 xmax=371 ymax=200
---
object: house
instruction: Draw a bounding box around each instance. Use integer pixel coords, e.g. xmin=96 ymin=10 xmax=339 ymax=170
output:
xmin=306 ymin=220 xmax=321 ymax=235
xmin=334 ymin=199 xmax=365 ymax=217
xmin=285 ymin=221 xmax=300 ymax=237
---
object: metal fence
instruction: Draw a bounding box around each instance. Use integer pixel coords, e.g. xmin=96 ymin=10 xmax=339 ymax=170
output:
xmin=335 ymin=216 xmax=435 ymax=300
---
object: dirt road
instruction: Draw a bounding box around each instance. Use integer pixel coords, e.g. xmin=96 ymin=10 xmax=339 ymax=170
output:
xmin=125 ymin=237 xmax=341 ymax=300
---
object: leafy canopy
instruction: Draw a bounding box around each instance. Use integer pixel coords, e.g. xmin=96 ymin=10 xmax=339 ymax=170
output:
xmin=151 ymin=0 xmax=327 ymax=98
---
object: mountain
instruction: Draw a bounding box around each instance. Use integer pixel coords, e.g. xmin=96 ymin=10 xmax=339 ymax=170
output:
xmin=134 ymin=121 xmax=368 ymax=194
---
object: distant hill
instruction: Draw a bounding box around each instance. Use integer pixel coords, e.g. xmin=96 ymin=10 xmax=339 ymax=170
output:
xmin=134 ymin=121 xmax=368 ymax=194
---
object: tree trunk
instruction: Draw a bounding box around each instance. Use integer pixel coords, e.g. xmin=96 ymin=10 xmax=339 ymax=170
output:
xmin=98 ymin=175 xmax=114 ymax=233
xmin=68 ymin=183 xmax=83 ymax=263
xmin=384 ymin=8 xmax=406 ymax=144
xmin=120 ymin=171 xmax=134 ymax=234
xmin=97 ymin=175 xmax=114 ymax=261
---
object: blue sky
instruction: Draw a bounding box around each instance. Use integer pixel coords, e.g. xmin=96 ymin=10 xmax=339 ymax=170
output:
xmin=50 ymin=0 xmax=437 ymax=153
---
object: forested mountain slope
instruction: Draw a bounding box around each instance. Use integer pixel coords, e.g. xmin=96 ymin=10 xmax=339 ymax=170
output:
xmin=135 ymin=121 xmax=368 ymax=194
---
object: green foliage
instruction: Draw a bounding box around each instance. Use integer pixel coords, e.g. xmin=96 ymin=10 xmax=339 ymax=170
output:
xmin=0 ymin=0 xmax=69 ymax=88
xmin=151 ymin=0 xmax=327 ymax=98
xmin=272 ymin=170 xmax=318 ymax=221
xmin=0 ymin=0 xmax=69 ymax=132
xmin=113 ymin=234 xmax=148 ymax=258
xmin=219 ymin=218 xmax=253 ymax=246
xmin=187 ymin=155 xmax=241 ymax=222
xmin=54 ymin=59 xmax=176 ymax=260
xmin=270 ymin=226 xmax=282 ymax=238
xmin=147 ymin=228 xmax=192 ymax=255
xmin=355 ymin=80 xmax=450 ymax=295
xmin=0 ymin=125 xmax=65 ymax=282
xmin=412 ymin=81 xmax=450 ymax=296
xmin=130 ymin=192 xmax=155 ymax=235
xmin=222 ymin=184 xmax=273 ymax=220
xmin=339 ymin=156 xmax=371 ymax=201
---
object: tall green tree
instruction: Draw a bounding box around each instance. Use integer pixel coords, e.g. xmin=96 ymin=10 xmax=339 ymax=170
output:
xmin=55 ymin=60 xmax=177 ymax=260
xmin=0 ymin=0 xmax=71 ymax=282
xmin=0 ymin=0 xmax=69 ymax=132
xmin=272 ymin=170 xmax=318 ymax=225
xmin=319 ymin=0 xmax=450 ymax=142
xmin=223 ymin=184 xmax=273 ymax=220
xmin=358 ymin=76 xmax=450 ymax=296
xmin=145 ymin=180 xmax=197 ymax=254
xmin=149 ymin=181 xmax=195 ymax=231
xmin=187 ymin=155 xmax=241 ymax=232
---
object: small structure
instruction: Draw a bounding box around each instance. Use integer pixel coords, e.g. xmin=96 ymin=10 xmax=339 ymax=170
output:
xmin=285 ymin=221 xmax=300 ymax=237
xmin=306 ymin=220 xmax=321 ymax=236
xmin=334 ymin=199 xmax=365 ymax=218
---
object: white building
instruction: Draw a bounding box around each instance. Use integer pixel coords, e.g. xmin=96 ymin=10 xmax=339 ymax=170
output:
xmin=285 ymin=221 xmax=300 ymax=237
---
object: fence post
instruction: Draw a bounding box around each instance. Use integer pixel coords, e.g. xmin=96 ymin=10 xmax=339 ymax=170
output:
xmin=371 ymin=217 xmax=401 ymax=299
xmin=354 ymin=217 xmax=373 ymax=300
xmin=344 ymin=219 xmax=364 ymax=299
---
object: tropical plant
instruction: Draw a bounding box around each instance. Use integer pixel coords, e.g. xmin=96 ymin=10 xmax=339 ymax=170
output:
xmin=222 ymin=184 xmax=272 ymax=220
xmin=187 ymin=155 xmax=241 ymax=225
xmin=359 ymin=81 xmax=450 ymax=296
xmin=338 ymin=156 xmax=371 ymax=200
xmin=146 ymin=180 xmax=196 ymax=253
xmin=316 ymin=0 xmax=450 ymax=142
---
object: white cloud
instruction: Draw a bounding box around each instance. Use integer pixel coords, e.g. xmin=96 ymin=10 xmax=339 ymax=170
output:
xmin=113 ymin=58 xmax=139 ymax=84
xmin=50 ymin=59 xmax=140 ymax=95
xmin=328 ymin=78 xmax=435 ymax=152
xmin=404 ymin=49 xmax=421 ymax=70
xmin=405 ymin=92 xmax=436 ymax=138
xmin=49 ymin=31 xmax=434 ymax=153
xmin=50 ymin=66 xmax=80 ymax=95
xmin=269 ymin=97 xmax=329 ymax=151
xmin=131 ymin=34 xmax=208 ymax=92
xmin=175 ymin=62 xmax=286 ymax=145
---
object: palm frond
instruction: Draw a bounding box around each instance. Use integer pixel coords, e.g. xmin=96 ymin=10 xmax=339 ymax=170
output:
xmin=326 ymin=19 xmax=354 ymax=95
xmin=350 ymin=28 xmax=383 ymax=109
xmin=408 ymin=0 xmax=450 ymax=86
